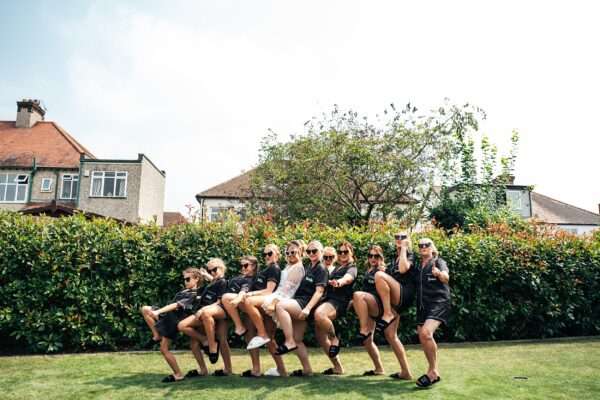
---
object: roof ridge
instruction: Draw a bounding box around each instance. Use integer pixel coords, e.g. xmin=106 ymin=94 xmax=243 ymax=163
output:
xmin=49 ymin=121 xmax=96 ymax=159
xmin=533 ymin=191 xmax=600 ymax=217
xmin=197 ymin=168 xmax=255 ymax=196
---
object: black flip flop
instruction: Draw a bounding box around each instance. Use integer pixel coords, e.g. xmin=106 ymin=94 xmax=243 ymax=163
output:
xmin=208 ymin=340 xmax=220 ymax=364
xmin=241 ymin=369 xmax=260 ymax=378
xmin=416 ymin=374 xmax=441 ymax=388
xmin=275 ymin=343 xmax=298 ymax=355
xmin=375 ymin=316 xmax=397 ymax=333
xmin=362 ymin=370 xmax=383 ymax=376
xmin=389 ymin=372 xmax=410 ymax=380
xmin=291 ymin=369 xmax=309 ymax=377
xmin=236 ymin=329 xmax=248 ymax=338
xmin=213 ymin=369 xmax=230 ymax=377
xmin=328 ymin=336 xmax=341 ymax=358
xmin=161 ymin=374 xmax=183 ymax=383
xmin=185 ymin=369 xmax=205 ymax=378
xmin=322 ymin=368 xmax=342 ymax=375
xmin=356 ymin=331 xmax=372 ymax=345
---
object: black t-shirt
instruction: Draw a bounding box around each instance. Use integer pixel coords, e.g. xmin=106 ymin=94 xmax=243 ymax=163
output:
xmin=293 ymin=261 xmax=329 ymax=302
xmin=325 ymin=263 xmax=357 ymax=304
xmin=172 ymin=288 xmax=198 ymax=317
xmin=415 ymin=257 xmax=450 ymax=306
xmin=358 ymin=267 xmax=379 ymax=295
xmin=385 ymin=252 xmax=416 ymax=286
xmin=251 ymin=263 xmax=281 ymax=291
xmin=193 ymin=277 xmax=228 ymax=311
xmin=225 ymin=275 xmax=253 ymax=294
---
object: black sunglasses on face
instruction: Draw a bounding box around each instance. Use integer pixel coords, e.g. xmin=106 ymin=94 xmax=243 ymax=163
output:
xmin=367 ymin=253 xmax=381 ymax=259
xmin=241 ymin=263 xmax=250 ymax=269
xmin=323 ymin=255 xmax=335 ymax=261
xmin=263 ymin=251 xmax=273 ymax=257
xmin=184 ymin=277 xmax=192 ymax=282
xmin=418 ymin=243 xmax=432 ymax=249
xmin=208 ymin=268 xmax=219 ymax=274
xmin=285 ymin=250 xmax=297 ymax=256
xmin=306 ymin=249 xmax=318 ymax=255
xmin=395 ymin=234 xmax=408 ymax=240
xmin=338 ymin=250 xmax=349 ymax=255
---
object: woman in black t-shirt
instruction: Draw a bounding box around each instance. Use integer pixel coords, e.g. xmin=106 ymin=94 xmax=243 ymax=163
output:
xmin=274 ymin=240 xmax=329 ymax=376
xmin=314 ymin=241 xmax=357 ymax=375
xmin=373 ymin=232 xmax=415 ymax=380
xmin=351 ymin=245 xmax=387 ymax=376
xmin=177 ymin=258 xmax=229 ymax=376
xmin=414 ymin=238 xmax=450 ymax=389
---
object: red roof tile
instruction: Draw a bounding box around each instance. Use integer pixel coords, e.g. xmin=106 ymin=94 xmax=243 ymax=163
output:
xmin=0 ymin=121 xmax=95 ymax=168
xmin=163 ymin=211 xmax=188 ymax=226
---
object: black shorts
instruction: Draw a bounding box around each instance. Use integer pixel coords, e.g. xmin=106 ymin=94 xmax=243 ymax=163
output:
xmin=154 ymin=311 xmax=184 ymax=341
xmin=395 ymin=283 xmax=416 ymax=313
xmin=321 ymin=298 xmax=351 ymax=318
xmin=416 ymin=301 xmax=450 ymax=326
xmin=294 ymin=297 xmax=311 ymax=310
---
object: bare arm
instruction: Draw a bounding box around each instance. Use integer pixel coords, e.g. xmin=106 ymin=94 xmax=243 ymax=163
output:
xmin=245 ymin=281 xmax=277 ymax=298
xmin=153 ymin=302 xmax=179 ymax=316
xmin=398 ymin=243 xmax=411 ymax=274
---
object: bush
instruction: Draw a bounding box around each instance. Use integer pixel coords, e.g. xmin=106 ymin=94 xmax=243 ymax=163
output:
xmin=0 ymin=211 xmax=599 ymax=353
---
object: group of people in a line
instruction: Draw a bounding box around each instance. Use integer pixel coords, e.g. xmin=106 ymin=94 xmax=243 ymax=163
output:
xmin=141 ymin=233 xmax=451 ymax=389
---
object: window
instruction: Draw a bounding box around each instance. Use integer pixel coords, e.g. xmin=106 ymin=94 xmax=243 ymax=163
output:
xmin=209 ymin=206 xmax=232 ymax=221
xmin=506 ymin=190 xmax=523 ymax=212
xmin=90 ymin=171 xmax=127 ymax=198
xmin=0 ymin=173 xmax=29 ymax=203
xmin=60 ymin=174 xmax=79 ymax=200
xmin=41 ymin=178 xmax=53 ymax=192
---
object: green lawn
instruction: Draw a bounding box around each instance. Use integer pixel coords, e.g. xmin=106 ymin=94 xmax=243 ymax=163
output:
xmin=1 ymin=337 xmax=599 ymax=400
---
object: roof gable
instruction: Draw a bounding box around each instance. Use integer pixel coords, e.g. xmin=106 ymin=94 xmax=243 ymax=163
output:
xmin=531 ymin=192 xmax=600 ymax=225
xmin=197 ymin=169 xmax=255 ymax=199
xmin=0 ymin=121 xmax=95 ymax=168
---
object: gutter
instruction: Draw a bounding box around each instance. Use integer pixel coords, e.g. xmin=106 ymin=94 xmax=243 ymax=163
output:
xmin=26 ymin=157 xmax=37 ymax=203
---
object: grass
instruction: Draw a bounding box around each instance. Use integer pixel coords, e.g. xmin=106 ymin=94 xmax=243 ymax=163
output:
xmin=1 ymin=337 xmax=599 ymax=399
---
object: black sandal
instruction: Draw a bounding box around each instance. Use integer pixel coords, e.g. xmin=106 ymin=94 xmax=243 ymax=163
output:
xmin=291 ymin=369 xmax=310 ymax=377
xmin=416 ymin=374 xmax=440 ymax=388
xmin=161 ymin=374 xmax=183 ymax=383
xmin=275 ymin=343 xmax=298 ymax=355
xmin=213 ymin=369 xmax=229 ymax=377
xmin=389 ymin=372 xmax=410 ymax=380
xmin=185 ymin=369 xmax=205 ymax=378
xmin=322 ymin=368 xmax=342 ymax=375
xmin=208 ymin=340 xmax=220 ymax=364
xmin=356 ymin=331 xmax=372 ymax=345
xmin=362 ymin=370 xmax=383 ymax=376
xmin=235 ymin=329 xmax=248 ymax=338
xmin=241 ymin=369 xmax=260 ymax=378
xmin=375 ymin=316 xmax=397 ymax=333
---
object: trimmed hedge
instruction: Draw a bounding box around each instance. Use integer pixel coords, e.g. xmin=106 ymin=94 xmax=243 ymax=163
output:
xmin=0 ymin=211 xmax=599 ymax=353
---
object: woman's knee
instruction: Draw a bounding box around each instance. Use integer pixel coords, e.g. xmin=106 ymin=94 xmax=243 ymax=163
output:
xmin=141 ymin=305 xmax=151 ymax=315
xmin=177 ymin=320 xmax=188 ymax=331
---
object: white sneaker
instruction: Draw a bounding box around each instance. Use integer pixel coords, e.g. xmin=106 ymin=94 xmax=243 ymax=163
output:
xmin=246 ymin=336 xmax=270 ymax=350
xmin=264 ymin=367 xmax=280 ymax=377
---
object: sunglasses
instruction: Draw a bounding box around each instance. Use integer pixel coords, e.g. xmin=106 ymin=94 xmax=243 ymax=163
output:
xmin=306 ymin=248 xmax=319 ymax=255
xmin=418 ymin=243 xmax=432 ymax=249
xmin=323 ymin=255 xmax=335 ymax=261
xmin=367 ymin=253 xmax=381 ymax=259
xmin=241 ymin=263 xmax=250 ymax=269
xmin=285 ymin=250 xmax=298 ymax=256
xmin=337 ymin=250 xmax=350 ymax=255
xmin=395 ymin=234 xmax=408 ymax=240
xmin=208 ymin=268 xmax=219 ymax=274
xmin=184 ymin=277 xmax=192 ymax=282
xmin=263 ymin=251 xmax=273 ymax=257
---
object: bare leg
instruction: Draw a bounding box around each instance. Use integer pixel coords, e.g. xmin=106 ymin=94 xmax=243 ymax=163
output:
xmin=314 ymin=302 xmax=343 ymax=373
xmin=217 ymin=320 xmax=232 ymax=374
xmin=353 ymin=292 xmax=384 ymax=374
xmin=189 ymin=339 xmax=208 ymax=375
xmin=418 ymin=319 xmax=442 ymax=380
xmin=375 ymin=271 xmax=401 ymax=323
xmin=159 ymin=337 xmax=183 ymax=379
xmin=384 ymin=315 xmax=412 ymax=379
xmin=141 ymin=306 xmax=160 ymax=341
xmin=352 ymin=292 xmax=373 ymax=336
xmin=178 ymin=314 xmax=207 ymax=344
xmin=265 ymin=317 xmax=287 ymax=376
xmin=199 ymin=304 xmax=226 ymax=353
xmin=293 ymin=320 xmax=312 ymax=375
xmin=242 ymin=296 xmax=269 ymax=338
xmin=275 ymin=299 xmax=303 ymax=349
xmin=244 ymin=321 xmax=261 ymax=376
xmin=222 ymin=293 xmax=246 ymax=335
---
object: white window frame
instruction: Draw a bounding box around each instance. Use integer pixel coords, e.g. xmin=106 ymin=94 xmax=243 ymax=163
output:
xmin=0 ymin=173 xmax=29 ymax=203
xmin=89 ymin=171 xmax=128 ymax=198
xmin=59 ymin=174 xmax=79 ymax=200
xmin=40 ymin=178 xmax=53 ymax=192
xmin=506 ymin=190 xmax=523 ymax=212
xmin=209 ymin=206 xmax=233 ymax=221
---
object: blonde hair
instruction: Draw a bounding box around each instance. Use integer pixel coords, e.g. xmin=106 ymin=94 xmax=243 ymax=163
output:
xmin=286 ymin=239 xmax=306 ymax=257
xmin=183 ymin=267 xmax=202 ymax=280
xmin=206 ymin=258 xmax=227 ymax=274
xmin=322 ymin=246 xmax=337 ymax=263
xmin=264 ymin=243 xmax=281 ymax=261
xmin=419 ymin=238 xmax=439 ymax=257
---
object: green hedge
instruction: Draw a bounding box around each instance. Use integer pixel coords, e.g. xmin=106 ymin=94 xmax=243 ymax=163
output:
xmin=0 ymin=211 xmax=599 ymax=353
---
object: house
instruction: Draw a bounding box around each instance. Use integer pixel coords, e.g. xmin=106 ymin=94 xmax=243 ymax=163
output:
xmin=0 ymin=99 xmax=166 ymax=225
xmin=196 ymin=169 xmax=600 ymax=234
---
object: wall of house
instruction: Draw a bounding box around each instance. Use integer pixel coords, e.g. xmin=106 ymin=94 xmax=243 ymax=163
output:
xmin=200 ymin=198 xmax=245 ymax=221
xmin=137 ymin=156 xmax=165 ymax=225
xmin=29 ymin=169 xmax=78 ymax=205
xmin=78 ymin=161 xmax=141 ymax=223
xmin=556 ymin=224 xmax=599 ymax=235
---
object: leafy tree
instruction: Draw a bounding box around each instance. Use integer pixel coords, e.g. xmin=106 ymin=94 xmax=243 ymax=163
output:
xmin=250 ymin=102 xmax=484 ymax=226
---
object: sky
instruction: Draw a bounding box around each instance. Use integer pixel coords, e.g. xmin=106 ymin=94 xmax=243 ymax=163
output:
xmin=1 ymin=0 xmax=598 ymax=215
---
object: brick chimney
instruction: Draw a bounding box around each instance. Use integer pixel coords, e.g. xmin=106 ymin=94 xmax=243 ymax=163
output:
xmin=16 ymin=99 xmax=46 ymax=128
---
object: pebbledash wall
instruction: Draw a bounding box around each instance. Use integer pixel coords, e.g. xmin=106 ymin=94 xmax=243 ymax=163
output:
xmin=79 ymin=155 xmax=165 ymax=225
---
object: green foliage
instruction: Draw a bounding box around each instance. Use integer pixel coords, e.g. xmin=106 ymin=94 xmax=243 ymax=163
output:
xmin=1 ymin=211 xmax=599 ymax=353
xmin=251 ymin=103 xmax=485 ymax=226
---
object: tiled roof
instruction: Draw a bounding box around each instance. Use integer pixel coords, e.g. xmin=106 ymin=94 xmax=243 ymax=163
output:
xmin=163 ymin=211 xmax=188 ymax=226
xmin=531 ymin=192 xmax=600 ymax=225
xmin=196 ymin=169 xmax=255 ymax=199
xmin=0 ymin=121 xmax=95 ymax=168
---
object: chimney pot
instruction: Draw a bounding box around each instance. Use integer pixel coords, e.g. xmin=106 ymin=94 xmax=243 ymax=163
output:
xmin=16 ymin=99 xmax=46 ymax=128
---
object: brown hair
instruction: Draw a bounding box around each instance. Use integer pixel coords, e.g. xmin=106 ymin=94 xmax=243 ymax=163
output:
xmin=241 ymin=255 xmax=259 ymax=274
xmin=337 ymin=240 xmax=355 ymax=263
xmin=183 ymin=267 xmax=202 ymax=281
xmin=366 ymin=245 xmax=386 ymax=268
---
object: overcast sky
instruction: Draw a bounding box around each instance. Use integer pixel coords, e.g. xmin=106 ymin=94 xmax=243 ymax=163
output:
xmin=1 ymin=0 xmax=598 ymax=215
